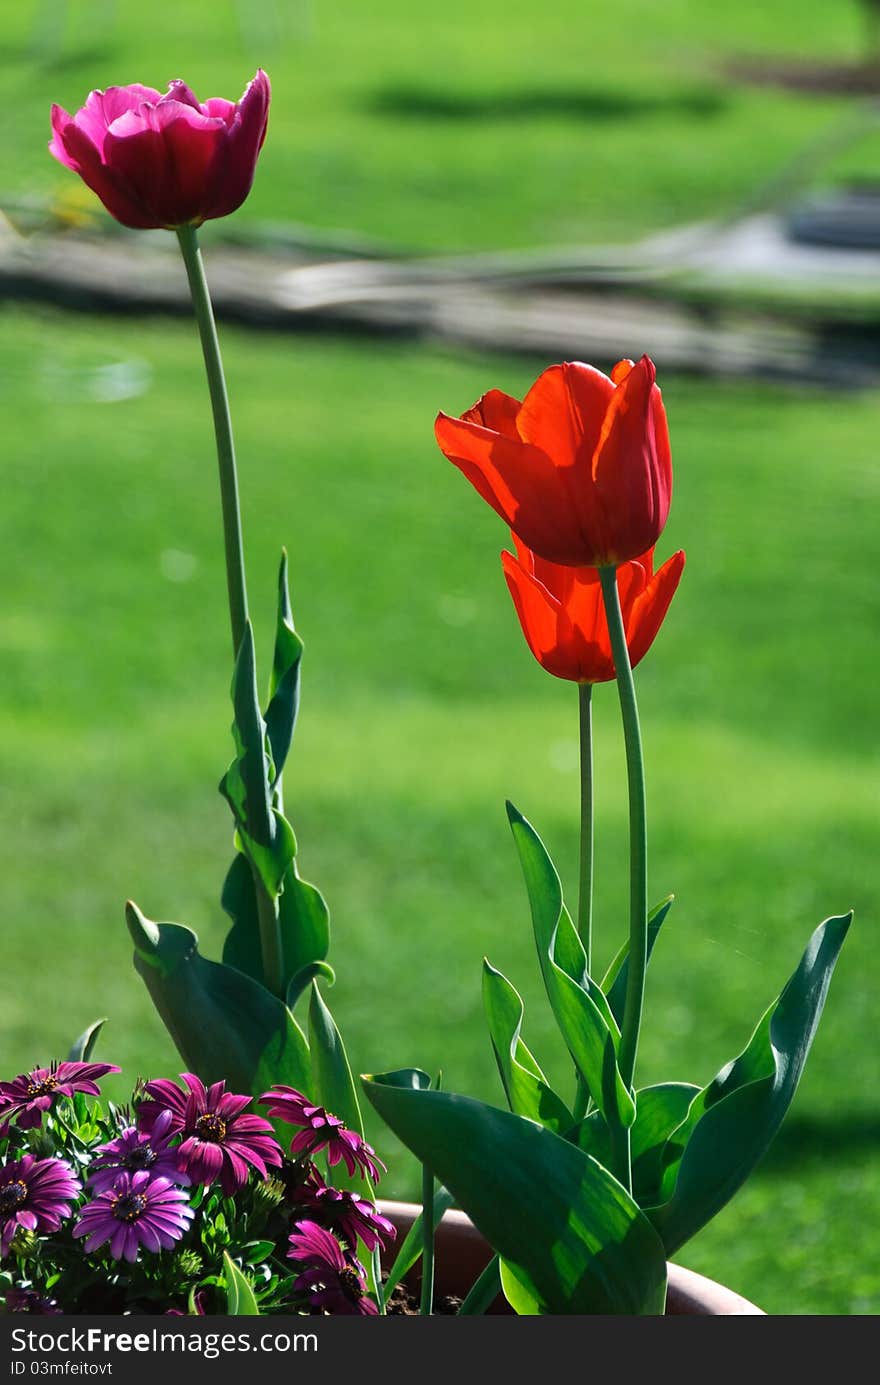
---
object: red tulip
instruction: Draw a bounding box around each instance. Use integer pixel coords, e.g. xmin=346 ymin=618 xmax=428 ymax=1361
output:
xmin=49 ymin=71 xmax=270 ymax=230
xmin=435 ymin=357 xmax=672 ymax=568
xmin=502 ymin=537 xmax=685 ymax=684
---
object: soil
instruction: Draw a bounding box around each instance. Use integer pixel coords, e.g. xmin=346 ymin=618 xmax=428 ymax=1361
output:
xmin=385 ymin=1284 xmax=463 ymax=1316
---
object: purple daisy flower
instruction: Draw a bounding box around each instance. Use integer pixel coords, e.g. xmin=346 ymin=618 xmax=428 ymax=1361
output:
xmin=288 ymin=1220 xmax=378 ymax=1316
xmin=292 ymin=1177 xmax=396 ymax=1254
xmin=73 ymin=1171 xmax=193 ymax=1262
xmin=0 ymin=1062 xmax=120 ymax=1132
xmin=260 ymin=1087 xmax=384 ymax=1182
xmin=0 ymin=1155 xmax=81 ymax=1257
xmin=138 ymin=1073 xmax=282 ymax=1196
xmin=3 ymin=1288 xmax=62 ymax=1315
xmin=88 ymin=1110 xmax=187 ymax=1194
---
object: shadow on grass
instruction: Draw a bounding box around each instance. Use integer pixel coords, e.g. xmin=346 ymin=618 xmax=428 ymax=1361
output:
xmin=762 ymin=1112 xmax=880 ymax=1172
xmin=1 ymin=40 xmax=116 ymax=77
xmin=365 ymin=82 xmax=728 ymax=123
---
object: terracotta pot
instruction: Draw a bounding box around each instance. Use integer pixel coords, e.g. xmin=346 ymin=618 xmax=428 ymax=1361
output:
xmin=379 ymin=1200 xmax=764 ymax=1316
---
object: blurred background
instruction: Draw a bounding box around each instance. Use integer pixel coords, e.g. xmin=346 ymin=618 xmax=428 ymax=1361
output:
xmin=2 ymin=1 xmax=879 ymax=1314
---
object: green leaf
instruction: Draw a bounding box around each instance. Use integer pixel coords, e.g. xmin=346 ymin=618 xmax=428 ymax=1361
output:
xmin=648 ymin=913 xmax=852 ymax=1253
xmin=220 ymin=852 xmax=265 ymax=986
xmin=506 ymin=802 xmax=634 ymax=1130
xmin=286 ymin=960 xmax=335 ymax=1009
xmin=567 ymin=1109 xmax=613 ymax=1167
xmin=265 ymin=550 xmax=304 ymax=788
xmin=127 ymin=900 xmax=311 ymax=1099
xmin=243 ymin=1240 xmax=275 ymax=1265
xmin=630 ymin=1083 xmax=700 ymax=1207
xmin=363 ymin=1075 xmax=667 ymax=1315
xmin=603 ymin=897 xmax=674 ymax=1029
xmin=277 ymin=865 xmax=331 ymax=990
xmin=499 ymin=1259 xmax=544 ymax=1315
xmin=221 ymin=854 xmax=331 ymax=996
xmin=308 ymin=983 xmax=364 ymax=1139
xmin=382 ymin=1186 xmax=457 ymax=1296
xmin=482 ymin=961 xmax=572 ymax=1133
xmin=67 ymin=1018 xmax=106 ymax=1063
xmin=223 ymin=1252 xmax=261 ymax=1315
xmin=219 ymin=622 xmax=296 ymax=901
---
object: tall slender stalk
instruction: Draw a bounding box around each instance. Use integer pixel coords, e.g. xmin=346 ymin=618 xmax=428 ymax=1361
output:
xmin=176 ymin=225 xmax=283 ymax=998
xmin=419 ymin=1162 xmax=435 ymax=1315
xmin=598 ymin=565 xmax=647 ymax=1094
xmin=577 ymin=682 xmax=594 ymax=969
xmin=572 ymin=682 xmax=595 ymax=1122
xmin=176 ymin=225 xmax=249 ymax=660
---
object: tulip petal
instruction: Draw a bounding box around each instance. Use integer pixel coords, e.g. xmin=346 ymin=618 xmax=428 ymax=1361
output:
xmin=73 ymin=86 xmax=164 ymax=156
xmin=162 ymin=80 xmax=202 ymax=111
xmin=104 ymin=104 xmax=226 ymax=225
xmin=202 ymin=97 xmax=239 ymax=126
xmin=210 ymin=67 xmax=271 ymax=216
xmin=516 ymin=362 xmax=615 ymax=474
xmin=590 ymin=356 xmax=672 ymax=564
xmin=462 ymin=388 xmax=522 ymax=439
xmin=625 ymin=550 xmax=685 ymax=670
xmin=502 ymin=551 xmax=582 ymax=682
xmin=204 ymin=69 xmax=270 ymax=219
xmin=615 ymin=554 xmax=650 ymax=612
xmin=51 ymin=119 xmax=156 ymax=228
xmin=48 ymin=105 xmax=78 ymax=169
xmin=436 ymin=413 xmax=589 ymax=565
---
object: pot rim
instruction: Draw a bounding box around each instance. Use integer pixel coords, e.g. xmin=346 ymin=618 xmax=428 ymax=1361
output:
xmin=378 ymin=1199 xmax=765 ymax=1316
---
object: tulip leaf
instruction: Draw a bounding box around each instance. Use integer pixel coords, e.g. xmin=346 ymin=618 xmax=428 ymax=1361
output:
xmin=362 ymin=1075 xmax=667 ymax=1315
xmin=220 ymin=620 xmax=275 ymax=846
xmin=219 ymin=621 xmax=296 ymax=901
xmin=222 ymin=853 xmax=331 ymax=996
xmin=286 ymin=960 xmax=336 ymax=1009
xmin=482 ymin=960 xmax=572 ymax=1133
xmin=567 ymin=1083 xmax=700 ymax=1206
xmin=506 ymin=801 xmax=634 ymax=1130
xmin=498 ymin=1259 xmax=545 ymax=1316
xmin=308 ymin=982 xmax=364 ymax=1139
xmin=265 ymin=550 xmax=304 ymax=789
xmin=603 ymin=896 xmax=674 ymax=1029
xmin=223 ymin=1252 xmax=261 ymax=1315
xmin=126 ymin=900 xmax=312 ymax=1099
xmin=67 ymin=1018 xmax=106 ymax=1063
xmin=382 ymin=1186 xmax=457 ymax=1296
xmin=647 ymin=913 xmax=852 ymax=1253
xmin=220 ymin=852 xmax=266 ymax=985
xmin=630 ymin=1083 xmax=701 ymax=1207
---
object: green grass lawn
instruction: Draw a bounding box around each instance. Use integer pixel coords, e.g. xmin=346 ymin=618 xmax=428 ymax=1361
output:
xmin=4 ymin=1 xmax=877 ymax=250
xmin=2 ymin=0 xmax=878 ymax=1319
xmin=1 ymin=305 xmax=877 ymax=1314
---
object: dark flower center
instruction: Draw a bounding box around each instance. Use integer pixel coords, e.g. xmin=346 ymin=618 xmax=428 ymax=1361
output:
xmin=339 ymin=1267 xmax=364 ymax=1302
xmin=26 ymin=1075 xmax=58 ymax=1100
xmin=0 ymin=1180 xmax=28 ymax=1213
xmin=111 ymin=1191 xmax=148 ymax=1223
xmin=194 ymin=1112 xmax=227 ymax=1144
xmin=124 ymin=1146 xmax=157 ymax=1171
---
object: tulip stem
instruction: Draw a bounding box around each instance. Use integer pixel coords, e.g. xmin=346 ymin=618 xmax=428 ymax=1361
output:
xmin=176 ymin=224 xmax=249 ymax=661
xmin=177 ymin=225 xmax=283 ymax=999
xmin=598 ymin=565 xmax=647 ymax=1095
xmin=577 ymin=682 xmax=594 ymax=970
xmin=571 ymin=681 xmax=595 ymax=1124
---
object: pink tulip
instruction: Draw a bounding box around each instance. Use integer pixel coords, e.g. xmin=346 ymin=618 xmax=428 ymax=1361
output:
xmin=49 ymin=71 xmax=270 ymax=230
